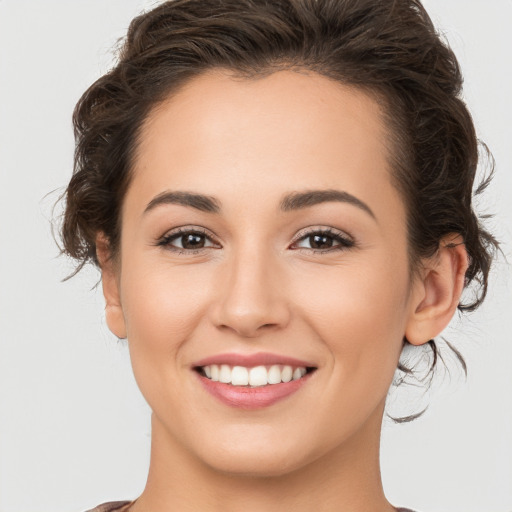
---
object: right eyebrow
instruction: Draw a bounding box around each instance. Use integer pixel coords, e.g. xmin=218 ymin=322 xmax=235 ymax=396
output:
xmin=144 ymin=191 xmax=221 ymax=214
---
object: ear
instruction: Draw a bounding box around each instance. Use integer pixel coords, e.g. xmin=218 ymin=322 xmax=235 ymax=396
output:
xmin=405 ymin=234 xmax=469 ymax=346
xmin=96 ymin=233 xmax=127 ymax=339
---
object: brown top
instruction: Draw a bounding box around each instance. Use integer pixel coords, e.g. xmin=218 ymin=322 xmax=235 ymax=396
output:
xmin=85 ymin=502 xmax=133 ymax=512
xmin=85 ymin=501 xmax=416 ymax=512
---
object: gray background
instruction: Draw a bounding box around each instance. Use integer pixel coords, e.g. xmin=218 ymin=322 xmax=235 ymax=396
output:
xmin=0 ymin=1 xmax=511 ymax=511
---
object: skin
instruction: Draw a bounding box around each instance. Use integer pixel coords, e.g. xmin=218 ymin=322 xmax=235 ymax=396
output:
xmin=97 ymin=69 xmax=468 ymax=512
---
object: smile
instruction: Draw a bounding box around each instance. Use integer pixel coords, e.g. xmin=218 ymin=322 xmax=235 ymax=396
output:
xmin=194 ymin=366 xmax=317 ymax=409
xmin=192 ymin=352 xmax=318 ymax=408
xmin=197 ymin=364 xmax=314 ymax=387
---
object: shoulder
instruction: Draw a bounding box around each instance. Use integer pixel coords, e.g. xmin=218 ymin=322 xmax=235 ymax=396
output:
xmin=84 ymin=502 xmax=416 ymax=512
xmin=85 ymin=505 xmax=416 ymax=512
xmin=84 ymin=501 xmax=133 ymax=512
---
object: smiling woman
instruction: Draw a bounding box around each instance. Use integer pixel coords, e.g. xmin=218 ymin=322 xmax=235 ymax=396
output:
xmin=57 ymin=1 xmax=498 ymax=511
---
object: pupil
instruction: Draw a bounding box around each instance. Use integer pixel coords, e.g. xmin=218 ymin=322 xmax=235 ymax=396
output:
xmin=183 ymin=233 xmax=204 ymax=249
xmin=311 ymin=234 xmax=332 ymax=249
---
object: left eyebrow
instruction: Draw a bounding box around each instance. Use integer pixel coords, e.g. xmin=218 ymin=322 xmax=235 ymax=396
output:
xmin=279 ymin=189 xmax=375 ymax=219
xmin=143 ymin=188 xmax=375 ymax=220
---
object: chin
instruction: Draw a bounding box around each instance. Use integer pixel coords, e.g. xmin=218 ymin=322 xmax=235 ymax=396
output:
xmin=191 ymin=428 xmax=324 ymax=478
xmin=202 ymin=449 xmax=310 ymax=478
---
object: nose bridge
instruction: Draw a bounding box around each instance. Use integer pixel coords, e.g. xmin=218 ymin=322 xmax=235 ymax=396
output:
xmin=213 ymin=238 xmax=290 ymax=338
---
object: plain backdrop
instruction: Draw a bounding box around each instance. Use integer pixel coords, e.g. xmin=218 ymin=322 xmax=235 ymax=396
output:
xmin=0 ymin=1 xmax=511 ymax=511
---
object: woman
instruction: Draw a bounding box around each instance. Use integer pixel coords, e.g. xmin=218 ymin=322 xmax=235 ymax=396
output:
xmin=59 ymin=0 xmax=497 ymax=510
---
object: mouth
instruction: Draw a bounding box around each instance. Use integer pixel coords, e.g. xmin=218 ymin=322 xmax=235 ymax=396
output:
xmin=194 ymin=364 xmax=317 ymax=387
xmin=191 ymin=352 xmax=318 ymax=408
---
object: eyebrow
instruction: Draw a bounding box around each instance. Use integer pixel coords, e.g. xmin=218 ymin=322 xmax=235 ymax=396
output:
xmin=144 ymin=188 xmax=376 ymax=219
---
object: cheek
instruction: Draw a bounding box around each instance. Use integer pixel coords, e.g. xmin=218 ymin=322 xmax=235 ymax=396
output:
xmin=118 ymin=261 xmax=214 ymax=420
xmin=120 ymin=262 xmax=209 ymax=348
xmin=288 ymin=263 xmax=409 ymax=437
xmin=293 ymin=258 xmax=409 ymax=379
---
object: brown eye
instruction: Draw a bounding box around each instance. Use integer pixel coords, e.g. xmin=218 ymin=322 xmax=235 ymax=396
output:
xmin=292 ymin=228 xmax=354 ymax=254
xmin=179 ymin=233 xmax=206 ymax=249
xmin=158 ymin=228 xmax=218 ymax=253
xmin=308 ymin=233 xmax=336 ymax=249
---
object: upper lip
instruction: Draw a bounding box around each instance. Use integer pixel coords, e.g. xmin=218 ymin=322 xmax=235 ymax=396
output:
xmin=192 ymin=352 xmax=317 ymax=369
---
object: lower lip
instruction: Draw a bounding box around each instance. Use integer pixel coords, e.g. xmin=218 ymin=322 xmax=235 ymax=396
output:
xmin=195 ymin=371 xmax=315 ymax=409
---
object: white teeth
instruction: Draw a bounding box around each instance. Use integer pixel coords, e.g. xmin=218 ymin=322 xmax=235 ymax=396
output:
xmin=292 ymin=368 xmax=307 ymax=380
xmin=249 ymin=366 xmax=268 ymax=387
xmin=200 ymin=364 xmax=310 ymax=386
xmin=219 ymin=364 xmax=231 ymax=383
xmin=267 ymin=364 xmax=282 ymax=384
xmin=231 ymin=366 xmax=249 ymax=386
xmin=281 ymin=365 xmax=293 ymax=382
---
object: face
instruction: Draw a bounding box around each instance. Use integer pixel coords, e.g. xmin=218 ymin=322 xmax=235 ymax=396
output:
xmin=107 ymin=69 xmax=420 ymax=476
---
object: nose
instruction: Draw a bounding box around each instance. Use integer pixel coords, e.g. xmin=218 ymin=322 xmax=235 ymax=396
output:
xmin=211 ymin=247 xmax=291 ymax=339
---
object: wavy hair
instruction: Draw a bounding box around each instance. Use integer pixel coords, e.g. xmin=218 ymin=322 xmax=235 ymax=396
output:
xmin=59 ymin=0 xmax=499 ymax=421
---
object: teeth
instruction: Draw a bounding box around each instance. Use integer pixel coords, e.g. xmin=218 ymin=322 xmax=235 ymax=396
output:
xmin=231 ymin=366 xmax=249 ymax=386
xmin=249 ymin=366 xmax=267 ymax=387
xmin=281 ymin=365 xmax=293 ymax=382
xmin=292 ymin=367 xmax=303 ymax=380
xmin=268 ymin=365 xmax=282 ymax=384
xmin=219 ymin=364 xmax=231 ymax=383
xmin=200 ymin=364 xmax=310 ymax=387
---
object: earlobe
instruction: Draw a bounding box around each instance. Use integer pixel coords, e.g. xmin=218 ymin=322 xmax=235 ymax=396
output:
xmin=96 ymin=233 xmax=127 ymax=339
xmin=405 ymin=234 xmax=469 ymax=346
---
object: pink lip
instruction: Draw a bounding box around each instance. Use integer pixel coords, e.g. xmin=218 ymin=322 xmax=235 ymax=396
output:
xmin=195 ymin=370 xmax=315 ymax=409
xmin=192 ymin=352 xmax=316 ymax=369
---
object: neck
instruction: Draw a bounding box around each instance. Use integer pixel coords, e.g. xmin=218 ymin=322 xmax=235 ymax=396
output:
xmin=132 ymin=401 xmax=395 ymax=512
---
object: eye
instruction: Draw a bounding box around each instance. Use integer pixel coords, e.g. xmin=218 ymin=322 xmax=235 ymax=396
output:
xmin=157 ymin=227 xmax=219 ymax=254
xmin=291 ymin=227 xmax=355 ymax=254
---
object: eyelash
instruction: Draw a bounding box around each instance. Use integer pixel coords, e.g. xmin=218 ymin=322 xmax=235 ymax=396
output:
xmin=156 ymin=226 xmax=355 ymax=256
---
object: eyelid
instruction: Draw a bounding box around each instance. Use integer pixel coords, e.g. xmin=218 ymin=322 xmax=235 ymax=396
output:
xmin=161 ymin=225 xmax=217 ymax=240
xmin=291 ymin=225 xmax=354 ymax=246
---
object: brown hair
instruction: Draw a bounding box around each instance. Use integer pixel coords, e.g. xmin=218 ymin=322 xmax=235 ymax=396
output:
xmin=59 ymin=0 xmax=499 ymax=421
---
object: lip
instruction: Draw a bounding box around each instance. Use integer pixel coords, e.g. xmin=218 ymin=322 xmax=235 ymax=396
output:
xmin=192 ymin=352 xmax=317 ymax=369
xmin=195 ymin=370 xmax=316 ymax=409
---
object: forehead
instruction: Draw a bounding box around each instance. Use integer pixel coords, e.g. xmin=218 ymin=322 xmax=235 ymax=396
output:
xmin=128 ymin=69 xmax=402 ymax=221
